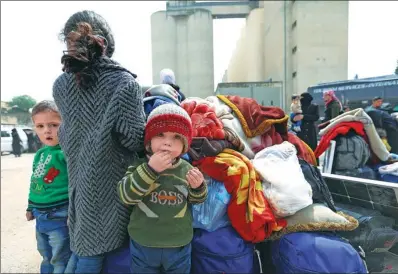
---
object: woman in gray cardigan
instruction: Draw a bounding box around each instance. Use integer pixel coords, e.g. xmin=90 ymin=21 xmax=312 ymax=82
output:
xmin=53 ymin=10 xmax=145 ymax=273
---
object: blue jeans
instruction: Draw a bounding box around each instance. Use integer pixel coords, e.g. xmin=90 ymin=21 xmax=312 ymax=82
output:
xmin=65 ymin=241 xmax=131 ymax=274
xmin=32 ymin=205 xmax=71 ymax=274
xmin=130 ymin=239 xmax=191 ymax=274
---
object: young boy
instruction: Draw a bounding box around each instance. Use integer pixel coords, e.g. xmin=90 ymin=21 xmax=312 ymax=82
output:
xmin=117 ymin=103 xmax=208 ymax=274
xmin=290 ymin=94 xmax=302 ymax=132
xmin=26 ymin=100 xmax=71 ymax=273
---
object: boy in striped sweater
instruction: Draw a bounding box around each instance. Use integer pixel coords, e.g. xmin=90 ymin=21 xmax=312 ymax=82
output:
xmin=117 ymin=103 xmax=207 ymax=274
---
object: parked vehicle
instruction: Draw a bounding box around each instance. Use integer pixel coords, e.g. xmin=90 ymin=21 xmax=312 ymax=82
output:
xmin=1 ymin=126 xmax=31 ymax=155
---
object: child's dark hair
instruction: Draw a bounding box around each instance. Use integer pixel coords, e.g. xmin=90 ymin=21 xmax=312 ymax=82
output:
xmin=60 ymin=11 xmax=114 ymax=89
xmin=31 ymin=100 xmax=60 ymax=118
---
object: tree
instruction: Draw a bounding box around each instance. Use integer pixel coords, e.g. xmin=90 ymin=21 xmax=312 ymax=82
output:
xmin=395 ymin=60 xmax=398 ymax=75
xmin=8 ymin=95 xmax=36 ymax=112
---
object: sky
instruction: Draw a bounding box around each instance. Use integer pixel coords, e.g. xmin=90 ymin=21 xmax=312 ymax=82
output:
xmin=1 ymin=1 xmax=397 ymax=102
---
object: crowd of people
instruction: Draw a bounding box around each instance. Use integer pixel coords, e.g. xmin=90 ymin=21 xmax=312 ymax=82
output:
xmin=23 ymin=9 xmax=398 ymax=274
xmin=289 ymin=91 xmax=398 ymax=155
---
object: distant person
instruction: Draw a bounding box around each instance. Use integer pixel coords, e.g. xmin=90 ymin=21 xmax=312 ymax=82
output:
xmin=367 ymin=105 xmax=398 ymax=154
xmin=160 ymin=68 xmax=186 ymax=101
xmin=26 ymin=100 xmax=71 ymax=273
xmin=366 ymin=96 xmax=383 ymax=111
xmin=11 ymin=128 xmax=22 ymax=157
xmin=323 ymin=90 xmax=342 ymax=123
xmin=292 ymin=92 xmax=319 ymax=151
xmin=343 ymin=105 xmax=350 ymax=112
xmin=53 ymin=10 xmax=145 ymax=273
xmin=290 ymin=94 xmax=302 ymax=132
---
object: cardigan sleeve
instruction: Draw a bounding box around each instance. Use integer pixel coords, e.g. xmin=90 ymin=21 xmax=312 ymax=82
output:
xmin=114 ymin=79 xmax=146 ymax=152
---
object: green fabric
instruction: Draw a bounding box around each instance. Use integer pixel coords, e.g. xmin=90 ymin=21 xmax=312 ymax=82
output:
xmin=28 ymin=145 xmax=69 ymax=210
xmin=118 ymin=158 xmax=207 ymax=248
xmin=329 ymin=100 xmax=341 ymax=119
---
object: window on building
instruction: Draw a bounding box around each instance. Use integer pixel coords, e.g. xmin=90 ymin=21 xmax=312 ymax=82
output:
xmin=292 ymin=46 xmax=297 ymax=54
xmin=292 ymin=71 xmax=297 ymax=78
xmin=292 ymin=20 xmax=297 ymax=29
xmin=1 ymin=131 xmax=10 ymax=137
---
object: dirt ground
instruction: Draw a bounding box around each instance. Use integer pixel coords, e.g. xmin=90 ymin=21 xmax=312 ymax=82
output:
xmin=1 ymin=153 xmax=41 ymax=273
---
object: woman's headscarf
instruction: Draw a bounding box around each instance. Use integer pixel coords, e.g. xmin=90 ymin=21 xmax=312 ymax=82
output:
xmin=300 ymin=92 xmax=313 ymax=107
xmin=323 ymin=90 xmax=342 ymax=109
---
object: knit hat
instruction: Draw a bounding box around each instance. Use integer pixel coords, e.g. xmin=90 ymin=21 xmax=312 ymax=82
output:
xmin=144 ymin=104 xmax=193 ymax=153
xmin=160 ymin=68 xmax=176 ymax=85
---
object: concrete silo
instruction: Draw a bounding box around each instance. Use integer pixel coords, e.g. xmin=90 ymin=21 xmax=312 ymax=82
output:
xmin=227 ymin=8 xmax=264 ymax=82
xmin=151 ymin=9 xmax=214 ymax=98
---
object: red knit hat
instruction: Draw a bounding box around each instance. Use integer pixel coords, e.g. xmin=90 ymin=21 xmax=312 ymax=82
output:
xmin=144 ymin=104 xmax=193 ymax=153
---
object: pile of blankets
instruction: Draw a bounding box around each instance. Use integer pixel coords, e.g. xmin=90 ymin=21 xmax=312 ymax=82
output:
xmin=144 ymin=85 xmax=358 ymax=243
xmin=315 ymin=108 xmax=390 ymax=162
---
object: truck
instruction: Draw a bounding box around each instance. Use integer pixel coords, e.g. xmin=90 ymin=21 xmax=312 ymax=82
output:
xmin=307 ymin=74 xmax=398 ymax=116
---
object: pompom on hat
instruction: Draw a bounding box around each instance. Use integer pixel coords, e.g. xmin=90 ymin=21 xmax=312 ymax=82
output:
xmin=144 ymin=104 xmax=193 ymax=153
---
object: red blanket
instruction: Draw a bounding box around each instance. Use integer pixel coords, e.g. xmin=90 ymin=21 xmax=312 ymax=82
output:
xmin=314 ymin=121 xmax=365 ymax=158
xmin=181 ymin=100 xmax=225 ymax=139
xmin=194 ymin=149 xmax=286 ymax=242
xmin=287 ymin=133 xmax=318 ymax=166
xmin=217 ymin=95 xmax=288 ymax=138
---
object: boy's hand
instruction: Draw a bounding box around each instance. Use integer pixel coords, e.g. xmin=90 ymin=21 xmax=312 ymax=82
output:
xmin=187 ymin=168 xmax=204 ymax=189
xmin=26 ymin=211 xmax=34 ymax=221
xmin=148 ymin=151 xmax=173 ymax=173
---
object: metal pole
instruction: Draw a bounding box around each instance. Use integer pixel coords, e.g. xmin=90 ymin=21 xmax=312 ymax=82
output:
xmin=283 ymin=1 xmax=287 ymax=111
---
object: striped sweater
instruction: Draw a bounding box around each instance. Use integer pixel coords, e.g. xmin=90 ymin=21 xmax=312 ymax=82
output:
xmin=118 ymin=158 xmax=207 ymax=247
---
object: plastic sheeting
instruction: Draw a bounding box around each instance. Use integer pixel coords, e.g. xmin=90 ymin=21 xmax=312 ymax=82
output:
xmin=253 ymin=141 xmax=313 ymax=218
xmin=192 ymin=179 xmax=231 ymax=232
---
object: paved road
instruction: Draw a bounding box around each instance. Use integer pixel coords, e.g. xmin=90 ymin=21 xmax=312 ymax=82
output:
xmin=1 ymin=153 xmax=41 ymax=273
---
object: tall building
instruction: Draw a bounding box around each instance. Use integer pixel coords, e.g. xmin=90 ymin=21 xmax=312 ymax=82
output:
xmin=227 ymin=1 xmax=349 ymax=110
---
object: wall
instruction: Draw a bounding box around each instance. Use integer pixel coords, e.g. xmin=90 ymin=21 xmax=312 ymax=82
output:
xmin=151 ymin=9 xmax=214 ymax=98
xmin=292 ymin=1 xmax=349 ymax=95
xmin=226 ymin=8 xmax=265 ymax=82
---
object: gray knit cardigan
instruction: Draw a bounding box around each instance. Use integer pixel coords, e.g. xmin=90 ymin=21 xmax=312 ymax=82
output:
xmin=53 ymin=57 xmax=146 ymax=256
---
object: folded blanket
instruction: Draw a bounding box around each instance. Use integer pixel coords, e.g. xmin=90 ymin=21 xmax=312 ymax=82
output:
xmin=143 ymin=96 xmax=176 ymax=116
xmin=188 ymin=138 xmax=237 ymax=161
xmin=378 ymin=162 xmax=398 ymax=176
xmin=217 ymin=95 xmax=288 ymax=138
xmin=314 ymin=121 xmax=366 ymax=158
xmin=194 ymin=149 xmax=287 ymax=242
xmin=319 ymin=108 xmax=390 ymax=161
xmin=144 ymin=84 xmax=181 ymax=105
xmin=287 ymin=133 xmax=318 ymax=166
xmin=181 ymin=100 xmax=225 ymax=139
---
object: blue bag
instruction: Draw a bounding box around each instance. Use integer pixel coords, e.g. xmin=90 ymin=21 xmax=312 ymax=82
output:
xmin=191 ymin=226 xmax=257 ymax=274
xmin=192 ymin=179 xmax=230 ymax=232
xmin=272 ymin=232 xmax=367 ymax=273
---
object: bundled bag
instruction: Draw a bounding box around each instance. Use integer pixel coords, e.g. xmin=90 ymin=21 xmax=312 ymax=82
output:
xmin=334 ymin=166 xmax=377 ymax=180
xmin=192 ymin=178 xmax=231 ymax=232
xmin=191 ymin=226 xmax=258 ymax=274
xmin=333 ymin=134 xmax=370 ymax=171
xmin=298 ymin=159 xmax=336 ymax=211
xmin=335 ymin=203 xmax=398 ymax=254
xmin=271 ymin=232 xmax=367 ymax=274
xmin=268 ymin=203 xmax=358 ymax=240
xmin=253 ymin=142 xmax=313 ymax=218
